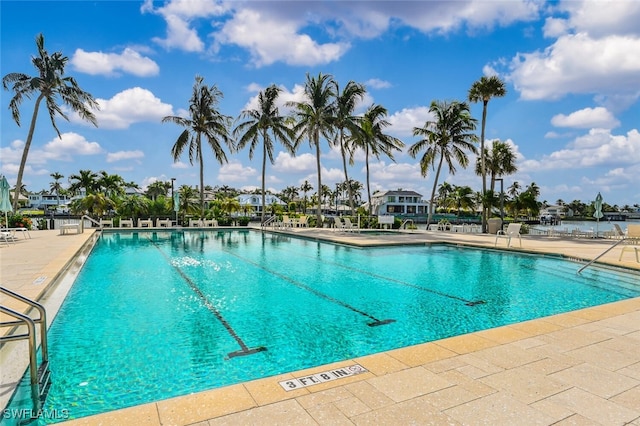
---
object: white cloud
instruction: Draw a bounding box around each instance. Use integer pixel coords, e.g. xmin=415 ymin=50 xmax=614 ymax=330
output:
xmin=387 ymin=106 xmax=433 ymax=138
xmin=553 ymin=0 xmax=640 ymax=38
xmin=508 ymin=32 xmax=640 ymax=102
xmin=519 ymin=128 xmax=640 ymax=171
xmin=218 ymin=160 xmax=257 ymax=183
xmin=80 ymin=87 xmax=174 ymax=129
xmin=71 ymin=48 xmax=159 ymax=77
xmin=273 ymin=152 xmax=316 ymax=173
xmin=214 ymin=8 xmax=349 ymax=67
xmin=106 ymin=150 xmax=145 ymax=163
xmin=142 ymin=0 xmax=229 ymax=51
xmin=365 ymin=78 xmax=392 ymax=89
xmin=171 ymin=161 xmax=190 ymax=169
xmin=551 ymin=107 xmax=620 ymax=129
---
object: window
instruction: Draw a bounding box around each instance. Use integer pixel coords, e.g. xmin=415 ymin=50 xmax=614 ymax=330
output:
xmin=387 ymin=196 xmax=396 ymax=202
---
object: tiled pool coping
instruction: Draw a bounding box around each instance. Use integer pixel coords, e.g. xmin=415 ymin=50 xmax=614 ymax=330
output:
xmin=1 ymin=227 xmax=639 ymax=425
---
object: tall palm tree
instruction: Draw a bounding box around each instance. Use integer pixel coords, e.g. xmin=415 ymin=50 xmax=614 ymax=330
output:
xmin=332 ymin=80 xmax=366 ymax=215
xmin=288 ymin=72 xmax=336 ymax=226
xmin=162 ymin=75 xmax=233 ymax=218
xmin=468 ymin=75 xmax=507 ymax=232
xmin=349 ymin=104 xmax=404 ymax=215
xmin=49 ymin=172 xmax=64 ymax=209
xmin=3 ymin=33 xmax=99 ymax=211
xmin=234 ymin=85 xmax=295 ymax=223
xmin=409 ymin=100 xmax=478 ymax=226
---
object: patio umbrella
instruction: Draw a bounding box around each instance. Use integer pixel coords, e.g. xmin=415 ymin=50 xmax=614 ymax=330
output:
xmin=593 ymin=192 xmax=603 ymax=237
xmin=0 ymin=175 xmax=12 ymax=227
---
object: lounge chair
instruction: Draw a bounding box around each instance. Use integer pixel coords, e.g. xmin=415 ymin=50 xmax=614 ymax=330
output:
xmin=495 ymin=223 xmax=522 ymax=248
xmin=334 ymin=216 xmax=346 ymax=231
xmin=1 ymin=230 xmax=17 ymax=245
xmin=156 ymin=218 xmax=171 ymax=227
xmin=343 ymin=217 xmax=360 ymax=232
xmin=203 ymin=219 xmax=218 ymax=227
xmin=619 ymin=224 xmax=640 ymax=262
xmin=189 ymin=219 xmax=203 ymax=227
xmin=138 ymin=218 xmax=153 ymax=228
xmin=99 ymin=218 xmax=113 ymax=228
xmin=119 ymin=219 xmax=134 ymax=228
xmin=297 ymin=216 xmax=308 ymax=228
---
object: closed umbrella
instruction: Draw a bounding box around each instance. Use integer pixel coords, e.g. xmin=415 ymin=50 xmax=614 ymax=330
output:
xmin=593 ymin=192 xmax=603 ymax=237
xmin=0 ymin=175 xmax=12 ymax=228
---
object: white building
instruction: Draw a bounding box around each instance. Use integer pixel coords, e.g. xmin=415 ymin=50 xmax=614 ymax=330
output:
xmin=369 ymin=190 xmax=429 ymax=216
xmin=236 ymin=193 xmax=287 ymax=215
xmin=28 ymin=193 xmax=73 ymax=210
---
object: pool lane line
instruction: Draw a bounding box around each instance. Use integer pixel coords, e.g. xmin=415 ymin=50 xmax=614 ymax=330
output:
xmin=222 ymin=248 xmax=395 ymax=327
xmin=147 ymin=237 xmax=267 ymax=359
xmin=263 ymin=238 xmax=485 ymax=306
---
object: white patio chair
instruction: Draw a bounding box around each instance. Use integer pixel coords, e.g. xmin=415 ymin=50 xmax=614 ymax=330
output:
xmin=619 ymin=224 xmax=640 ymax=262
xmin=495 ymin=223 xmax=522 ymax=248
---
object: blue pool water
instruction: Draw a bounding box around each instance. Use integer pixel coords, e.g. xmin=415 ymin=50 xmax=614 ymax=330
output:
xmin=5 ymin=229 xmax=640 ymax=423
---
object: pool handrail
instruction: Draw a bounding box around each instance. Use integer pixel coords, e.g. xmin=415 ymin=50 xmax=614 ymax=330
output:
xmin=0 ymin=286 xmax=50 ymax=411
xmin=577 ymin=238 xmax=627 ymax=274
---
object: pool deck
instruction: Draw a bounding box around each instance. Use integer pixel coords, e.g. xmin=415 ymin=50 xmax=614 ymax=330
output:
xmin=1 ymin=227 xmax=639 ymax=425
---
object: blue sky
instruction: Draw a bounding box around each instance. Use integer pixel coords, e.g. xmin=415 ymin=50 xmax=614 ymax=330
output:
xmin=1 ymin=0 xmax=639 ymax=207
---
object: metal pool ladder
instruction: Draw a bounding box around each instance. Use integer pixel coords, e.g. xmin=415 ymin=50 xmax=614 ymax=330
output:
xmin=0 ymin=286 xmax=51 ymax=411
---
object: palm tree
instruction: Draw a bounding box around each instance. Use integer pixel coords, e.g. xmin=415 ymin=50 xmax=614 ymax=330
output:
xmin=162 ymin=75 xmax=233 ymax=218
xmin=145 ymin=181 xmax=169 ymax=200
xmin=468 ymin=75 xmax=507 ymax=232
xmin=349 ymin=104 xmax=404 ymax=215
xmin=451 ymin=185 xmax=475 ymax=218
xmin=300 ymin=180 xmax=313 ymax=214
xmin=177 ymin=185 xmax=200 ymax=223
xmin=234 ymin=85 xmax=295 ymax=223
xmin=475 ymin=139 xmax=517 ymax=215
xmin=332 ymin=80 xmax=366 ymax=215
xmin=68 ymin=169 xmax=98 ymax=196
xmin=49 ymin=172 xmax=64 ymax=209
xmin=281 ymin=185 xmax=299 ymax=204
xmin=437 ymin=181 xmax=454 ymax=213
xmin=118 ymin=195 xmax=149 ymax=222
xmin=3 ymin=33 xmax=99 ymax=211
xmin=96 ymin=171 xmax=126 ymax=199
xmin=288 ymin=72 xmax=336 ymax=226
xmin=409 ymin=100 xmax=478 ymax=226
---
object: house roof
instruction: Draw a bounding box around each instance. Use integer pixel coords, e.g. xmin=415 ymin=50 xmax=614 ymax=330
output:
xmin=372 ymin=190 xmax=423 ymax=198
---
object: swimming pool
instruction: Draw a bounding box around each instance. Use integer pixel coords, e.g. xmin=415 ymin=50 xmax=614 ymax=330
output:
xmin=6 ymin=229 xmax=640 ymax=423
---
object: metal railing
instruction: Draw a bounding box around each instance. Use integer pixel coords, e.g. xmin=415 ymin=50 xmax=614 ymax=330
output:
xmin=0 ymin=287 xmax=50 ymax=411
xmin=577 ymin=238 xmax=627 ymax=274
xmin=261 ymin=215 xmax=278 ymax=229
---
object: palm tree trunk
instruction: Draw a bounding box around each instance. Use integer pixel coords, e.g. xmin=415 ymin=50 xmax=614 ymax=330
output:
xmin=339 ymin=130 xmax=355 ymax=215
xmin=428 ymin=154 xmax=445 ymax=226
xmin=365 ymin=145 xmax=372 ymax=216
xmin=261 ymin=134 xmax=267 ymax=224
xmin=314 ymin=132 xmax=322 ymax=227
xmin=197 ymin=136 xmax=205 ymax=218
xmin=13 ymin=93 xmax=45 ymax=211
xmin=480 ymin=100 xmax=488 ymax=232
